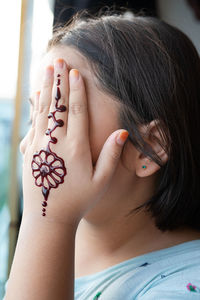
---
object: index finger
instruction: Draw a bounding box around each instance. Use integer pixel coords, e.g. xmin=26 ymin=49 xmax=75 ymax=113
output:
xmin=66 ymin=69 xmax=92 ymax=172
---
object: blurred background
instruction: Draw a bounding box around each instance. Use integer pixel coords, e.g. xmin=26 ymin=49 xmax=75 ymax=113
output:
xmin=0 ymin=0 xmax=199 ymax=298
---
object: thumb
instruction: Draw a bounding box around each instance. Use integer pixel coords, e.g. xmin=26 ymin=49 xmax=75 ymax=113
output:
xmin=93 ymin=129 xmax=129 ymax=184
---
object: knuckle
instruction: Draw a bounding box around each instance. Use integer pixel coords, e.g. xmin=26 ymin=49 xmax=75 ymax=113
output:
xmin=20 ymin=129 xmax=35 ymax=155
xmin=59 ymin=95 xmax=66 ymax=105
xmin=110 ymin=150 xmax=120 ymax=161
xmin=32 ymin=111 xmax=38 ymax=125
xmin=19 ymin=137 xmax=26 ymax=155
xmin=43 ymin=80 xmax=51 ymax=89
xmin=68 ymin=141 xmax=85 ymax=158
xmin=69 ymin=147 xmax=80 ymax=159
xmin=69 ymin=103 xmax=86 ymax=115
xmin=54 ymin=73 xmax=64 ymax=81
xmin=39 ymin=103 xmax=49 ymax=114
xmin=70 ymin=81 xmax=81 ymax=91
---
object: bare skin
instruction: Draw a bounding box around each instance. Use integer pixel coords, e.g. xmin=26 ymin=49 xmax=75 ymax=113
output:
xmin=5 ymin=46 xmax=200 ymax=300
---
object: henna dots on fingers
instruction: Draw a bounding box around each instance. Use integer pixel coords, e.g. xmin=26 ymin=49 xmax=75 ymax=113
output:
xmin=31 ymin=73 xmax=67 ymax=216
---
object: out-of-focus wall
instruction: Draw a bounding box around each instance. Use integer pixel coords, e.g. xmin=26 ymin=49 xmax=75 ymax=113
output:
xmin=157 ymin=0 xmax=200 ymax=54
xmin=0 ymin=1 xmax=54 ymax=298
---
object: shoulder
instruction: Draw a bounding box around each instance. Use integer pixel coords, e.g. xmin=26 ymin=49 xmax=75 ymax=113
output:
xmin=137 ymin=264 xmax=200 ymax=299
xmin=133 ymin=240 xmax=200 ymax=299
xmin=138 ymin=282 xmax=200 ymax=299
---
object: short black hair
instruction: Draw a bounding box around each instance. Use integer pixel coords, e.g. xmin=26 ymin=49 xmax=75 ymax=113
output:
xmin=48 ymin=12 xmax=200 ymax=231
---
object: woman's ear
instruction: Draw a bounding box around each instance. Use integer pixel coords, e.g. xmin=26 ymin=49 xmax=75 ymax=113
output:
xmin=136 ymin=120 xmax=168 ymax=178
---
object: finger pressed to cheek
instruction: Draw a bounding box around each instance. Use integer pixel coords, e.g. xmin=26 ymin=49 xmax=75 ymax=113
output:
xmin=47 ymin=58 xmax=69 ymax=137
xmin=38 ymin=65 xmax=54 ymax=113
xmin=32 ymin=91 xmax=40 ymax=127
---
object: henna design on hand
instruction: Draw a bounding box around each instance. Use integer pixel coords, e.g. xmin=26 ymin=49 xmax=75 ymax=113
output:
xmin=31 ymin=74 xmax=67 ymax=216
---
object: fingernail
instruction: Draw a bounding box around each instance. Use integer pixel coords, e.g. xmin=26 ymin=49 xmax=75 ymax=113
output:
xmin=69 ymin=69 xmax=79 ymax=84
xmin=45 ymin=65 xmax=54 ymax=79
xmin=35 ymin=91 xmax=40 ymax=100
xmin=54 ymin=58 xmax=64 ymax=69
xmin=116 ymin=131 xmax=129 ymax=145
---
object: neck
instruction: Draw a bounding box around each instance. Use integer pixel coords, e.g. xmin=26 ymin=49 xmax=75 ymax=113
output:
xmin=75 ymin=161 xmax=200 ymax=278
xmin=75 ymin=207 xmax=200 ymax=278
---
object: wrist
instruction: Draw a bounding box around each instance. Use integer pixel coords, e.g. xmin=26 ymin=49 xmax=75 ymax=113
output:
xmin=7 ymin=208 xmax=76 ymax=300
xmin=21 ymin=210 xmax=80 ymax=233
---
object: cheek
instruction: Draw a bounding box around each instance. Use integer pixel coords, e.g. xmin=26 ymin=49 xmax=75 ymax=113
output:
xmin=121 ymin=141 xmax=138 ymax=171
xmin=88 ymin=103 xmax=120 ymax=164
xmin=89 ymin=128 xmax=106 ymax=164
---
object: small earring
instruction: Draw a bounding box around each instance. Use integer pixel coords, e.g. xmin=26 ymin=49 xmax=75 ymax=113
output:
xmin=142 ymin=165 xmax=147 ymax=169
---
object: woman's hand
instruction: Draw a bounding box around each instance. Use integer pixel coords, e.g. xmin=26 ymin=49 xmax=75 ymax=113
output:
xmin=5 ymin=58 xmax=128 ymax=300
xmin=21 ymin=58 xmax=129 ymax=226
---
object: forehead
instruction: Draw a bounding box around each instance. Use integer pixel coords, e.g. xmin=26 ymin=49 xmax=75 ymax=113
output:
xmin=31 ymin=45 xmax=93 ymax=93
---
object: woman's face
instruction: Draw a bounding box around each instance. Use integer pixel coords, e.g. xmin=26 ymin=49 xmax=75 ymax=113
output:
xmin=24 ymin=45 xmax=120 ymax=164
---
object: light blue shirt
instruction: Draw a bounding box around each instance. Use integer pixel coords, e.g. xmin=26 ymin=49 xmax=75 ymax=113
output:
xmin=75 ymin=240 xmax=200 ymax=299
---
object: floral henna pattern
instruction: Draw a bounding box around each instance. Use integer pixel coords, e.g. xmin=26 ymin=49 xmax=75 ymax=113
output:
xmin=31 ymin=74 xmax=67 ymax=216
xmin=187 ymin=283 xmax=200 ymax=293
xmin=32 ymin=150 xmax=66 ymax=198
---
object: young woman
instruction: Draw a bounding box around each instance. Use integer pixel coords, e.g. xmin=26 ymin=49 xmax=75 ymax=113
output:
xmin=4 ymin=12 xmax=200 ymax=299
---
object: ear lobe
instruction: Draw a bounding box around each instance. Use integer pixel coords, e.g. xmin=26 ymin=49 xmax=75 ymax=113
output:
xmin=135 ymin=120 xmax=168 ymax=178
